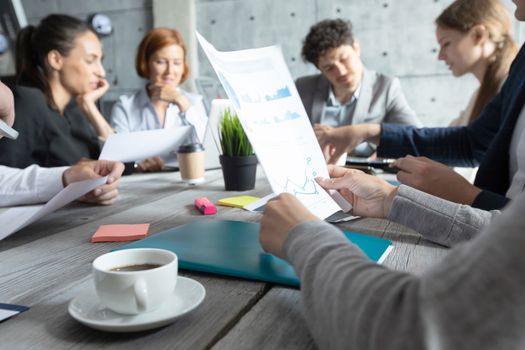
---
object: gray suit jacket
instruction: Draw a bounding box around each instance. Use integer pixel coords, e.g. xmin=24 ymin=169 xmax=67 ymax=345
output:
xmin=295 ymin=69 xmax=421 ymax=127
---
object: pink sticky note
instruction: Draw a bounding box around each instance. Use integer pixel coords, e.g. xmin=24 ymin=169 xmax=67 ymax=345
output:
xmin=91 ymin=224 xmax=150 ymax=243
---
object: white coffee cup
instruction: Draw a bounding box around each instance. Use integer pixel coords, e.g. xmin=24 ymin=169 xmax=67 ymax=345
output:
xmin=92 ymin=248 xmax=178 ymax=315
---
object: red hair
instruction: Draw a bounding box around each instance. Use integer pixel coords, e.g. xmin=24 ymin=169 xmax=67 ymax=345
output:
xmin=135 ymin=27 xmax=189 ymax=83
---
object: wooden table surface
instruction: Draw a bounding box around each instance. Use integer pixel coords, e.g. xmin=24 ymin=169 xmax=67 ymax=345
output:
xmin=0 ymin=168 xmax=449 ymax=349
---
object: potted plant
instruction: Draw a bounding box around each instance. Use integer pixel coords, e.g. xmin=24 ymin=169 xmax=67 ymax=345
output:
xmin=219 ymin=108 xmax=257 ymax=191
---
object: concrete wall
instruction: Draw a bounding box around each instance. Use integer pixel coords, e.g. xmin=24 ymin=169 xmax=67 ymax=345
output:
xmin=195 ymin=0 xmax=523 ymax=126
xmin=3 ymin=0 xmax=523 ymax=126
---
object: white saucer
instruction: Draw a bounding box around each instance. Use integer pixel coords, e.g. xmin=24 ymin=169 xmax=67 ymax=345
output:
xmin=68 ymin=276 xmax=205 ymax=332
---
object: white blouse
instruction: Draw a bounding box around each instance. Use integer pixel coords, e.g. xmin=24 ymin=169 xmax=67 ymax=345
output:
xmin=110 ymin=86 xmax=208 ymax=144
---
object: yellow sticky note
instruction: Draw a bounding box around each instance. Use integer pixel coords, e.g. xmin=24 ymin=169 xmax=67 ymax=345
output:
xmin=217 ymin=195 xmax=260 ymax=208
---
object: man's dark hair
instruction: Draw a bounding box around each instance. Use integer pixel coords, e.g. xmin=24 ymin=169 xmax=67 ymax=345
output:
xmin=301 ymin=18 xmax=355 ymax=67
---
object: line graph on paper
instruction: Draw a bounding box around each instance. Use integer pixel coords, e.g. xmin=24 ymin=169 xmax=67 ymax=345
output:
xmin=274 ymin=157 xmax=320 ymax=197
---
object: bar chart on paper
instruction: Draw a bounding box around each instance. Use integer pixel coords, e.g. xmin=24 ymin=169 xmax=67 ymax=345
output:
xmin=196 ymin=32 xmax=342 ymax=219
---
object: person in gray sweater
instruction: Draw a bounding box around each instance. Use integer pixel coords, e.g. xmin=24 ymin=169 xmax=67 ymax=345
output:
xmin=259 ymin=165 xmax=524 ymax=349
xmin=327 ymin=166 xmax=494 ymax=247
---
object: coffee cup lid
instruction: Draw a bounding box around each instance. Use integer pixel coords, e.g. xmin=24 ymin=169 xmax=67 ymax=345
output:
xmin=177 ymin=143 xmax=204 ymax=153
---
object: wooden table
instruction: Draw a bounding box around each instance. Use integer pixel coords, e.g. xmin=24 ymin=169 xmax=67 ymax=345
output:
xmin=0 ymin=168 xmax=449 ymax=349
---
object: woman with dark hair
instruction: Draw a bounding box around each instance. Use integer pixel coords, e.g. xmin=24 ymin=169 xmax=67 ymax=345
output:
xmin=0 ymin=80 xmax=124 ymax=207
xmin=0 ymin=14 xmax=113 ymax=168
xmin=110 ymin=28 xmax=207 ymax=172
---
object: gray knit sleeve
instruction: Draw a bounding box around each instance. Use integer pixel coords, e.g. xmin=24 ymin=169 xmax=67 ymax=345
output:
xmin=283 ymin=221 xmax=425 ymax=350
xmin=388 ymin=185 xmax=497 ymax=247
xmin=283 ymin=192 xmax=525 ymax=349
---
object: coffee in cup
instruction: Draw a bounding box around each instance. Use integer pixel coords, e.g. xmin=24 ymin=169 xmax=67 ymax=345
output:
xmin=92 ymin=248 xmax=178 ymax=315
xmin=110 ymin=263 xmax=162 ymax=272
xmin=177 ymin=143 xmax=205 ymax=184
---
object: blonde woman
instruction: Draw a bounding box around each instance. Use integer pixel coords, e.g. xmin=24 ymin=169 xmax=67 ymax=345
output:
xmin=435 ymin=0 xmax=518 ymax=126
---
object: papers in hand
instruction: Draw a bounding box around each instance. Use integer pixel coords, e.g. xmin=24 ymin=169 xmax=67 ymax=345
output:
xmin=0 ymin=176 xmax=108 ymax=240
xmin=99 ymin=127 xmax=191 ymax=163
xmin=196 ymin=32 xmax=351 ymax=219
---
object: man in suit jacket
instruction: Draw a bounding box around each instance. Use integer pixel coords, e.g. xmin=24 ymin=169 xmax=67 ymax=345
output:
xmin=296 ymin=19 xmax=421 ymax=156
xmin=297 ymin=70 xmax=420 ymax=127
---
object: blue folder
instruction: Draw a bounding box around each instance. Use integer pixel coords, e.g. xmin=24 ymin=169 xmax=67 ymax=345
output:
xmin=117 ymin=220 xmax=392 ymax=288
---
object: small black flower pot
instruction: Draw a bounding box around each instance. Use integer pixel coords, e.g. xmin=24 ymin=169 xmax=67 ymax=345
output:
xmin=219 ymin=155 xmax=258 ymax=191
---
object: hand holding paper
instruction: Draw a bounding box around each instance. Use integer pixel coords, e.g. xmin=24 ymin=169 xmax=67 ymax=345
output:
xmin=64 ymin=159 xmax=124 ymax=205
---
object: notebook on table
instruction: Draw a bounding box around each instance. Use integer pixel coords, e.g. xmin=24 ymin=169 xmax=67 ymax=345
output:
xmin=116 ymin=220 xmax=392 ymax=288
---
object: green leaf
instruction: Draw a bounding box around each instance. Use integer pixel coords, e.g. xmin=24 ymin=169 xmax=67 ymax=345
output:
xmin=219 ymin=108 xmax=254 ymax=157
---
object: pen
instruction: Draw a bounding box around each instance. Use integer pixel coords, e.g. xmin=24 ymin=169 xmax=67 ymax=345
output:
xmin=344 ymin=164 xmax=378 ymax=175
xmin=0 ymin=119 xmax=18 ymax=140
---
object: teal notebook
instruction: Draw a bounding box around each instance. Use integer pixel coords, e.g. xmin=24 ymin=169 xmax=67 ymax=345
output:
xmin=116 ymin=220 xmax=392 ymax=288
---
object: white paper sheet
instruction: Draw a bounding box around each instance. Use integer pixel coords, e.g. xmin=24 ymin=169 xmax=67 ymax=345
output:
xmin=197 ymin=33 xmax=348 ymax=219
xmin=243 ymin=193 xmax=277 ymax=212
xmin=99 ymin=127 xmax=191 ymax=163
xmin=0 ymin=176 xmax=108 ymax=240
xmin=0 ymin=309 xmax=20 ymax=321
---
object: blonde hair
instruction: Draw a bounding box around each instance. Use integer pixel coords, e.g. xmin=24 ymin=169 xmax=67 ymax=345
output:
xmin=436 ymin=0 xmax=518 ymax=123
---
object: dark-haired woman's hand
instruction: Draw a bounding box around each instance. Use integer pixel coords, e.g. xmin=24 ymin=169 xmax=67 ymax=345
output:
xmin=77 ymin=78 xmax=110 ymax=106
xmin=76 ymin=78 xmax=113 ymax=140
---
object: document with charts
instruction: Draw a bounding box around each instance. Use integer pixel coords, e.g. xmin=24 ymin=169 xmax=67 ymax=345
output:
xmin=197 ymin=32 xmax=350 ymax=219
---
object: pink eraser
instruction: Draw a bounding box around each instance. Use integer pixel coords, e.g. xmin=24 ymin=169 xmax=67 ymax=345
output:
xmin=195 ymin=197 xmax=217 ymax=215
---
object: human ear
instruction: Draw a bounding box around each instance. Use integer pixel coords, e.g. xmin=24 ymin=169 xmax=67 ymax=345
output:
xmin=471 ymin=24 xmax=488 ymax=46
xmin=352 ymin=40 xmax=361 ymax=56
xmin=46 ymin=50 xmax=64 ymax=71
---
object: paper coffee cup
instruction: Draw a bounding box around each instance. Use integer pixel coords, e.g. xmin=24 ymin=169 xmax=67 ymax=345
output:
xmin=92 ymin=248 xmax=178 ymax=315
xmin=177 ymin=143 xmax=205 ymax=184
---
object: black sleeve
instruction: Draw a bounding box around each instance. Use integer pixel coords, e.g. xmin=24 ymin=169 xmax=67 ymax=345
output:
xmin=0 ymin=87 xmax=48 ymax=168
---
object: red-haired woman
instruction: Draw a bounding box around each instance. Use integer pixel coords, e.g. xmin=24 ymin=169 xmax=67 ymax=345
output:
xmin=110 ymin=28 xmax=207 ymax=172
